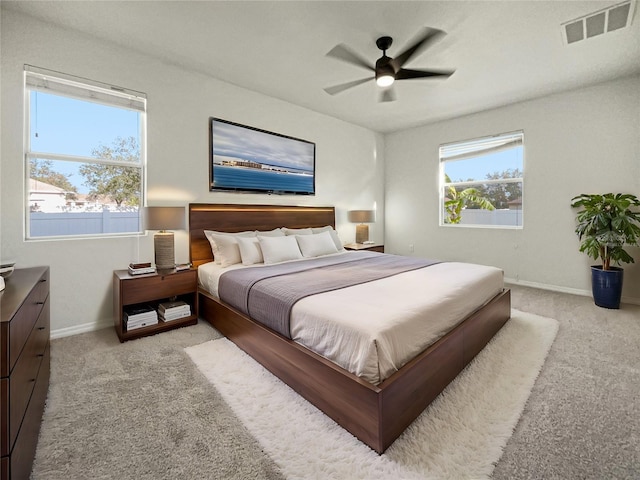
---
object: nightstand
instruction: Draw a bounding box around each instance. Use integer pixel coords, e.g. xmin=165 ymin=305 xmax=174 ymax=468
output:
xmin=344 ymin=243 xmax=384 ymax=253
xmin=113 ymin=268 xmax=198 ymax=342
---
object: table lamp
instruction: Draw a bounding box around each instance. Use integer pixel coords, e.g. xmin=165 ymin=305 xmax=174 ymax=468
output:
xmin=348 ymin=210 xmax=376 ymax=244
xmin=145 ymin=206 xmax=186 ymax=270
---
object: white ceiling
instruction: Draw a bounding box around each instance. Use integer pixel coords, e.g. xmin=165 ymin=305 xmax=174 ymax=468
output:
xmin=4 ymin=1 xmax=640 ymax=133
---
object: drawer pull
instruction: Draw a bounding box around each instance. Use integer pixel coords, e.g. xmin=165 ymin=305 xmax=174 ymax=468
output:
xmin=38 ymin=326 xmax=46 ymax=330
xmin=40 ymin=278 xmax=47 ymax=283
xmin=37 ymin=354 xmax=44 ymax=358
xmin=36 ymin=301 xmax=45 ymax=305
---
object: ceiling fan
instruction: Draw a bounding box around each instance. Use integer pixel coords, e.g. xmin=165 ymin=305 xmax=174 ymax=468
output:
xmin=323 ymin=28 xmax=455 ymax=102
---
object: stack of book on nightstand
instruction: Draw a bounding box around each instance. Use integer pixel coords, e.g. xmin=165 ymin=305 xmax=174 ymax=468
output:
xmin=128 ymin=262 xmax=155 ymax=275
xmin=158 ymin=300 xmax=191 ymax=322
xmin=123 ymin=304 xmax=158 ymax=331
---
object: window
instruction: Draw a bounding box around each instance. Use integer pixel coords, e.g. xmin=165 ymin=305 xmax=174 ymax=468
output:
xmin=24 ymin=65 xmax=147 ymax=239
xmin=439 ymin=131 xmax=524 ymax=228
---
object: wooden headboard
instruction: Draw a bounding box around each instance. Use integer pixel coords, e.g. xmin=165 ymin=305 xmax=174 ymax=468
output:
xmin=189 ymin=203 xmax=336 ymax=267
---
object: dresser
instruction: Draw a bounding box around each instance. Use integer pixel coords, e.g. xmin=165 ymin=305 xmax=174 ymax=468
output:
xmin=0 ymin=267 xmax=50 ymax=480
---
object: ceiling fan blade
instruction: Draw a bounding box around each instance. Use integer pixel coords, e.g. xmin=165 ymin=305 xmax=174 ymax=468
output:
xmin=324 ymin=77 xmax=373 ymax=96
xmin=391 ymin=28 xmax=446 ymax=70
xmin=379 ymin=87 xmax=396 ymax=103
xmin=326 ymin=44 xmax=375 ymax=71
xmin=395 ymin=68 xmax=455 ymax=80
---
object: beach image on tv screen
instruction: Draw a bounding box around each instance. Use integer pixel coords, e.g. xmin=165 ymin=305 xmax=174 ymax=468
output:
xmin=210 ymin=119 xmax=315 ymax=194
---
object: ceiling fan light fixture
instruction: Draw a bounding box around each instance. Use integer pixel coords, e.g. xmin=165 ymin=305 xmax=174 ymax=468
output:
xmin=375 ymin=63 xmax=395 ymax=87
xmin=376 ymin=74 xmax=395 ymax=87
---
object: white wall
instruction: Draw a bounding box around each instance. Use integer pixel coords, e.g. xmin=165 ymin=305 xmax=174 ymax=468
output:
xmin=0 ymin=9 xmax=385 ymax=335
xmin=385 ymin=75 xmax=640 ymax=304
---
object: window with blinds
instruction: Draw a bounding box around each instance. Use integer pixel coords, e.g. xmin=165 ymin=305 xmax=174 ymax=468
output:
xmin=24 ymin=65 xmax=147 ymax=239
xmin=439 ymin=131 xmax=524 ymax=228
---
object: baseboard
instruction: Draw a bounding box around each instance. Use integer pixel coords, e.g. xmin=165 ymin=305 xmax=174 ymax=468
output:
xmin=504 ymin=277 xmax=640 ymax=306
xmin=504 ymin=277 xmax=590 ymax=297
xmin=51 ymin=320 xmax=113 ymax=340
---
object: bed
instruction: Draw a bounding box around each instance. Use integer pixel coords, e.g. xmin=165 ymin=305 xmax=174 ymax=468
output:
xmin=189 ymin=203 xmax=511 ymax=454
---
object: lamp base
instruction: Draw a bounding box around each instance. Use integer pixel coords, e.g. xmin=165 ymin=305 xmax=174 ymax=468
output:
xmin=355 ymin=224 xmax=369 ymax=244
xmin=154 ymin=232 xmax=175 ymax=270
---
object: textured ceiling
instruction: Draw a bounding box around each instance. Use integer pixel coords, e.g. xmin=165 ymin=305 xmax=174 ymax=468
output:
xmin=4 ymin=1 xmax=640 ymax=132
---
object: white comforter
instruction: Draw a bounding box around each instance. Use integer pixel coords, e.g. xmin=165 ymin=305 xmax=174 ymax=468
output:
xmin=198 ymin=254 xmax=503 ymax=385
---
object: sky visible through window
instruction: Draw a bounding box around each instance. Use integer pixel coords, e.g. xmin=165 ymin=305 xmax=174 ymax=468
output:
xmin=444 ymin=146 xmax=523 ymax=182
xmin=30 ymin=91 xmax=140 ymax=193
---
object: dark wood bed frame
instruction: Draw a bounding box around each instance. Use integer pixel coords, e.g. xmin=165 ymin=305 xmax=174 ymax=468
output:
xmin=189 ymin=203 xmax=511 ymax=454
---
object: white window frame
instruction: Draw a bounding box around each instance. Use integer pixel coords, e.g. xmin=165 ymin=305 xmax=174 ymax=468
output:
xmin=439 ymin=131 xmax=524 ymax=229
xmin=24 ymin=65 xmax=147 ymax=240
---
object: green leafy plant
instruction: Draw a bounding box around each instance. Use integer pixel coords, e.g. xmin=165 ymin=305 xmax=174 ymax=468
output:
xmin=444 ymin=174 xmax=495 ymax=224
xmin=571 ymin=193 xmax=640 ymax=270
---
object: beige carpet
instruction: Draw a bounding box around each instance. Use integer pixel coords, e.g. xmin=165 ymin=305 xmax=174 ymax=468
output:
xmin=31 ymin=284 xmax=640 ymax=479
xmin=186 ymin=310 xmax=558 ymax=480
xmin=30 ymin=323 xmax=285 ymax=480
xmin=492 ymin=284 xmax=640 ymax=479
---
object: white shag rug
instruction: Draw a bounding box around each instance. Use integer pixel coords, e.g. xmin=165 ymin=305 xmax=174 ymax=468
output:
xmin=186 ymin=310 xmax=558 ymax=480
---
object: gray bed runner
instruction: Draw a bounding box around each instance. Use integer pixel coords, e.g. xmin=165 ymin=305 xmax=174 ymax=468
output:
xmin=218 ymin=251 xmax=439 ymax=338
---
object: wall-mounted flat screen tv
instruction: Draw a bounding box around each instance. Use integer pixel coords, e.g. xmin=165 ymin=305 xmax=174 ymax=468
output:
xmin=209 ymin=117 xmax=315 ymax=195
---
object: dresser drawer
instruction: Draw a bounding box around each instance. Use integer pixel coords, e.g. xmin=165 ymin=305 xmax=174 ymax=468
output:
xmin=5 ymin=299 xmax=48 ymax=453
xmin=9 ymin=342 xmax=49 ymax=480
xmin=0 ymin=379 xmax=7 ymax=458
xmin=6 ymin=271 xmax=49 ymax=376
xmin=32 ymin=270 xmax=49 ymax=306
xmin=121 ymin=270 xmax=196 ymax=305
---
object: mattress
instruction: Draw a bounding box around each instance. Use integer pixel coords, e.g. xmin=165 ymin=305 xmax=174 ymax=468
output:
xmin=198 ymin=253 xmax=504 ymax=384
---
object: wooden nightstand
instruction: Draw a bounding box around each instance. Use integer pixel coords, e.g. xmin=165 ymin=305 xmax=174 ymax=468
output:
xmin=113 ymin=268 xmax=198 ymax=342
xmin=344 ymin=243 xmax=384 ymax=253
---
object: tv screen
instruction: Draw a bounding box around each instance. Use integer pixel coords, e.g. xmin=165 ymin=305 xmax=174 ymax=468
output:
xmin=209 ymin=118 xmax=315 ymax=195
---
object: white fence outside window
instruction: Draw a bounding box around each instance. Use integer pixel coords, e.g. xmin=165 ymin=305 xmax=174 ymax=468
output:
xmin=30 ymin=211 xmax=140 ymax=237
xmin=456 ymin=208 xmax=522 ymax=227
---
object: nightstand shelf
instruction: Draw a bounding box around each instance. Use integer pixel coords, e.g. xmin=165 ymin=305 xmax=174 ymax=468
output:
xmin=113 ymin=269 xmax=198 ymax=342
xmin=344 ymin=243 xmax=384 ymax=253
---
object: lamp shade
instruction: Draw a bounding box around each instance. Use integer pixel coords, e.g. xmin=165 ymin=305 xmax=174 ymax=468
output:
xmin=145 ymin=206 xmax=186 ymax=231
xmin=348 ymin=210 xmax=376 ymax=224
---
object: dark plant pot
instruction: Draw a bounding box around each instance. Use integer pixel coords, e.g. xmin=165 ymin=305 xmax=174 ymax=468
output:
xmin=591 ymin=266 xmax=624 ymax=309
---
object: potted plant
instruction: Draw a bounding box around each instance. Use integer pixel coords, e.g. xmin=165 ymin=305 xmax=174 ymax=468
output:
xmin=571 ymin=193 xmax=640 ymax=309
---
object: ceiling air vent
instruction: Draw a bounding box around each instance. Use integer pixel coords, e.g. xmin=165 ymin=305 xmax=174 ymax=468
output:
xmin=561 ymin=0 xmax=635 ymax=45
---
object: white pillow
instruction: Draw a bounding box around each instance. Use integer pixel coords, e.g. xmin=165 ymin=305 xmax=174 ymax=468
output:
xmin=283 ymin=227 xmax=313 ymax=236
xmin=296 ymin=231 xmax=339 ymax=258
xmin=204 ymin=230 xmax=255 ymax=265
xmin=236 ymin=236 xmax=264 ymax=265
xmin=207 ymin=233 xmax=244 ymax=267
xmin=258 ymin=235 xmax=303 ymax=264
xmin=255 ymin=228 xmax=285 ymax=237
xmin=311 ymin=225 xmax=345 ymax=252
